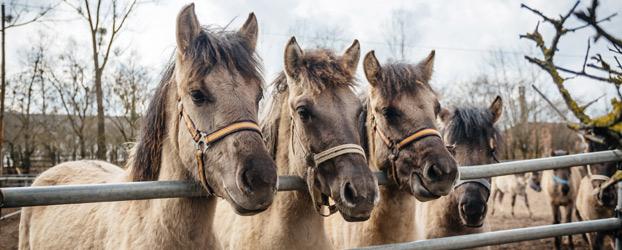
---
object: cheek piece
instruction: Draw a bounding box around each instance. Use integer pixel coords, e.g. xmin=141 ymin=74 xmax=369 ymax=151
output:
xmin=178 ymin=101 xmax=263 ymax=196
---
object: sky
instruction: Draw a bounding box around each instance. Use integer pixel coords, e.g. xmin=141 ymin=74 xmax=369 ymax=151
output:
xmin=5 ymin=0 xmax=622 ymax=118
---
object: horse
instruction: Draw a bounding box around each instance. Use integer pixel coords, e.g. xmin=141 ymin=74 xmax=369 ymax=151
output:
xmin=413 ymin=97 xmax=503 ymax=248
xmin=575 ymin=137 xmax=618 ymax=250
xmin=490 ymin=172 xmax=535 ymax=217
xmin=214 ymin=37 xmax=379 ymax=250
xmin=541 ymin=149 xmax=583 ymax=249
xmin=19 ymin=5 xmax=278 ymax=249
xmin=326 ymin=50 xmax=459 ymax=248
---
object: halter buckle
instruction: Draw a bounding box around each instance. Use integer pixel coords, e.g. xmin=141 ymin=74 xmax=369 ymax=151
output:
xmin=196 ymin=133 xmax=210 ymax=153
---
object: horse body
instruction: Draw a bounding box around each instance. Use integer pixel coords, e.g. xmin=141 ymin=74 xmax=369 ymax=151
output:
xmin=216 ymin=38 xmax=378 ymax=250
xmin=326 ymin=50 xmax=459 ymax=248
xmin=575 ymin=139 xmax=617 ymax=250
xmin=21 ymin=161 xmax=218 ymax=250
xmin=20 ymin=5 xmax=278 ymax=250
xmin=541 ymin=150 xmax=582 ymax=249
xmin=490 ymin=174 xmax=533 ymax=217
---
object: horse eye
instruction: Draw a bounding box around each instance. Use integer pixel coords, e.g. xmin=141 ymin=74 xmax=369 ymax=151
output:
xmin=189 ymin=90 xmax=206 ymax=103
xmin=382 ymin=107 xmax=398 ymax=121
xmin=296 ymin=107 xmax=311 ymax=121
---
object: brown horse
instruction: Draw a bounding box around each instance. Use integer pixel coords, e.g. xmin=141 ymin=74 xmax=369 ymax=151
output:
xmin=19 ymin=5 xmax=278 ymax=249
xmin=326 ymin=50 xmax=459 ymax=248
xmin=414 ymin=97 xmax=502 ymax=247
xmin=576 ymin=138 xmax=618 ymax=250
xmin=214 ymin=38 xmax=379 ymax=250
xmin=541 ymin=149 xmax=582 ymax=249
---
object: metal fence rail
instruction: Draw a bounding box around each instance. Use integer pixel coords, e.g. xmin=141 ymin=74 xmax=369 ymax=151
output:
xmin=349 ymin=218 xmax=622 ymax=250
xmin=1 ymin=149 xmax=622 ymax=249
xmin=1 ymin=150 xmax=621 ymax=208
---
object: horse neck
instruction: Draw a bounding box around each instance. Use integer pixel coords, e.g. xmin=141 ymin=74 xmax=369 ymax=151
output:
xmin=123 ymin=82 xmax=218 ymax=248
xmin=259 ymin=94 xmax=330 ymax=242
xmin=362 ymin=101 xmax=418 ymax=242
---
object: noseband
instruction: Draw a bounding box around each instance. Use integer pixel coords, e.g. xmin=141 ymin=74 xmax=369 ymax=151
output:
xmin=178 ymin=101 xmax=262 ymax=195
xmin=454 ymin=179 xmax=491 ymax=200
xmin=290 ymin=117 xmax=367 ymax=217
xmin=372 ymin=118 xmax=442 ymax=186
xmin=552 ymin=173 xmax=570 ymax=185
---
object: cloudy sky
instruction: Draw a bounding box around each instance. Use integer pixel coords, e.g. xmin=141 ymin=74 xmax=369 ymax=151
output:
xmin=6 ymin=0 xmax=622 ymax=117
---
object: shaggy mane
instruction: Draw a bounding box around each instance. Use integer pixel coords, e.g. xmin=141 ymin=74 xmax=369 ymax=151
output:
xmin=444 ymin=107 xmax=502 ymax=150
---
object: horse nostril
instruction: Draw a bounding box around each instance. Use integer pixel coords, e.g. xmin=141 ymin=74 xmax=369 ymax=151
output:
xmin=460 ymin=204 xmax=467 ymax=215
xmin=425 ymin=164 xmax=441 ymax=182
xmin=240 ymin=169 xmax=254 ymax=194
xmin=561 ymin=185 xmax=570 ymax=195
xmin=343 ymin=182 xmax=357 ymax=206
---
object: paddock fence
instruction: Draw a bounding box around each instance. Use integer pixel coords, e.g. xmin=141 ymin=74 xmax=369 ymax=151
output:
xmin=1 ymin=149 xmax=621 ymax=249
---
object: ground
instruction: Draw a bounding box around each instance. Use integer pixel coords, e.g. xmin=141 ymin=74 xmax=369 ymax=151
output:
xmin=0 ymin=188 xmax=611 ymax=249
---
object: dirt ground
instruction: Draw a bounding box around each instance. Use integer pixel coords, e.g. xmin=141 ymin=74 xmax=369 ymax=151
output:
xmin=0 ymin=187 xmax=611 ymax=249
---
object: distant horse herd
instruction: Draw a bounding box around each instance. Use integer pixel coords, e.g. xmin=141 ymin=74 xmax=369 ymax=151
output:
xmin=17 ymin=4 xmax=620 ymax=250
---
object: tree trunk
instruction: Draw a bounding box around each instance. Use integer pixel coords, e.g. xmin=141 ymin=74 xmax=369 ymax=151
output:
xmin=95 ymin=68 xmax=106 ymax=160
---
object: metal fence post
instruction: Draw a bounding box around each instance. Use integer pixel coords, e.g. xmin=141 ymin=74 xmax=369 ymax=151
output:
xmin=616 ymin=182 xmax=622 ymax=250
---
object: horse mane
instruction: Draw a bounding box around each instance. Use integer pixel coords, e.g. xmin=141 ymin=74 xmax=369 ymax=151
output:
xmin=587 ymin=139 xmax=610 ymax=152
xmin=374 ymin=62 xmax=435 ymax=98
xmin=128 ymin=63 xmax=173 ymax=181
xmin=445 ymin=107 xmax=502 ymax=150
xmin=184 ymin=26 xmax=263 ymax=85
xmin=261 ymin=48 xmax=357 ymax=159
xmin=129 ymin=26 xmax=263 ymax=181
xmin=274 ymin=48 xmax=356 ymax=95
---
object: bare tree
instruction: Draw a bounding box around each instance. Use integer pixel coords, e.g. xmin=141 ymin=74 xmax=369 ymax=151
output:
xmin=47 ymin=40 xmax=95 ymax=160
xmin=383 ymin=8 xmax=418 ymax=61
xmin=522 ymin=0 xmax=622 ymax=148
xmin=6 ymin=38 xmax=49 ymax=173
xmin=1 ymin=0 xmax=58 ymax=177
xmin=64 ymin=0 xmax=138 ymax=159
xmin=108 ymin=51 xmax=151 ymax=144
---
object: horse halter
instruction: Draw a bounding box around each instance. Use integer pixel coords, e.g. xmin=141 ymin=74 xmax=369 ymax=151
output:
xmin=290 ymin=117 xmax=367 ymax=217
xmin=371 ymin=117 xmax=442 ymax=186
xmin=552 ymin=173 xmax=570 ymax=185
xmin=449 ymin=138 xmax=498 ymax=200
xmin=178 ymin=101 xmax=262 ymax=195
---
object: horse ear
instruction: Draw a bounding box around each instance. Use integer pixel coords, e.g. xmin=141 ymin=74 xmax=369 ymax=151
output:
xmin=176 ymin=4 xmax=201 ymax=56
xmin=363 ymin=50 xmax=381 ymax=87
xmin=342 ymin=40 xmax=360 ymax=76
xmin=284 ymin=36 xmax=303 ymax=78
xmin=489 ymin=95 xmax=503 ymax=124
xmin=418 ymin=50 xmax=435 ymax=82
xmin=438 ymin=108 xmax=452 ymax=126
xmin=238 ymin=12 xmax=258 ymax=51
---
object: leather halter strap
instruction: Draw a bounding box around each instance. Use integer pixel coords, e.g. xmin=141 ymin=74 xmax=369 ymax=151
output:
xmin=372 ymin=118 xmax=442 ymax=185
xmin=291 ymin=117 xmax=366 ymax=217
xmin=179 ymin=102 xmax=262 ymax=195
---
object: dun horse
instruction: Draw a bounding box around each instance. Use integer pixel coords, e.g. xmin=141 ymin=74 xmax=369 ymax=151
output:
xmin=414 ymin=97 xmax=503 ymax=246
xmin=214 ymin=38 xmax=379 ymax=250
xmin=19 ymin=5 xmax=278 ymax=249
xmin=576 ymin=138 xmax=618 ymax=249
xmin=490 ymin=173 xmax=537 ymax=217
xmin=541 ymin=149 xmax=582 ymax=249
xmin=326 ymin=50 xmax=459 ymax=248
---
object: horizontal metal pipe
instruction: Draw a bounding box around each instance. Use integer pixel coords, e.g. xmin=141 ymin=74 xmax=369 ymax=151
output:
xmin=459 ymin=149 xmax=622 ymax=180
xmin=0 ymin=177 xmax=36 ymax=181
xmin=1 ymin=150 xmax=620 ymax=208
xmin=349 ymin=218 xmax=622 ymax=250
